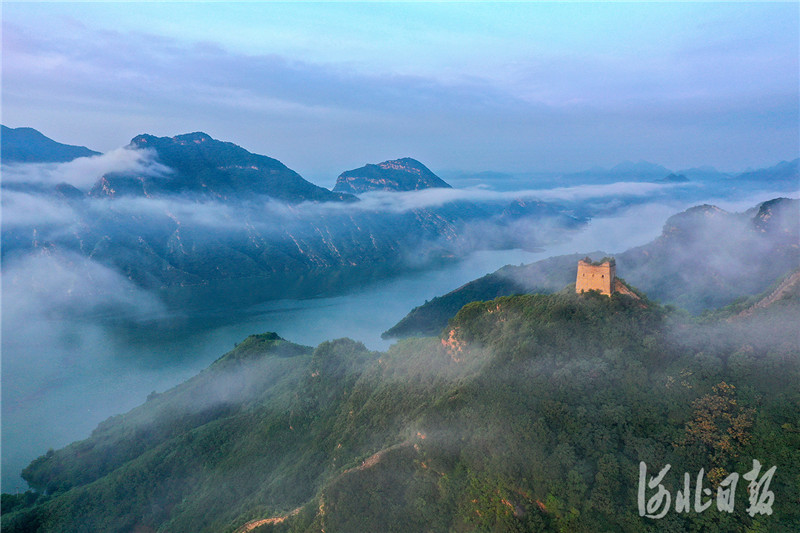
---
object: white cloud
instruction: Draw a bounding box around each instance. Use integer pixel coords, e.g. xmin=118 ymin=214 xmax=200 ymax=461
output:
xmin=2 ymin=250 xmax=167 ymax=323
xmin=1 ymin=190 xmax=78 ymax=228
xmin=305 ymin=181 xmax=684 ymax=214
xmin=1 ymin=147 xmax=170 ymax=189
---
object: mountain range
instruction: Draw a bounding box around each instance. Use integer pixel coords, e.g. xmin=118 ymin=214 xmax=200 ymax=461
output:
xmin=565 ymin=160 xmax=675 ymax=182
xmin=2 ymin=126 xmax=797 ymax=311
xmin=1 ymin=128 xmax=582 ymax=308
xmin=2 ymin=126 xmax=799 ymax=532
xmin=383 ymin=197 xmax=800 ymax=338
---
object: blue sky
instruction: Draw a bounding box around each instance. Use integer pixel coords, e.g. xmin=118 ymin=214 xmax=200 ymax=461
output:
xmin=2 ymin=2 xmax=798 ymax=183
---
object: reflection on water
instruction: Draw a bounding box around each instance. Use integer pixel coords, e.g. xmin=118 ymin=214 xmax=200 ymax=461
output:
xmin=1 ymin=205 xmax=671 ymax=492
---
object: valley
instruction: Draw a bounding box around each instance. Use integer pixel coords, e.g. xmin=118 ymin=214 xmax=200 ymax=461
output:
xmin=2 ymin=127 xmax=797 ymax=509
xmin=3 ymin=5 xmax=798 ymax=531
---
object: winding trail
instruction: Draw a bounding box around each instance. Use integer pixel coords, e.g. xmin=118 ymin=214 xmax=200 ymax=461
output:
xmin=234 ymin=508 xmax=301 ymax=533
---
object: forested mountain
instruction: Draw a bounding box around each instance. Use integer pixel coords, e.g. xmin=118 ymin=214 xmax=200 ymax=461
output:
xmin=1 ymin=125 xmax=99 ymax=163
xmin=384 ymin=197 xmax=800 ymax=338
xmin=332 ymin=157 xmax=452 ymax=194
xmin=89 ymin=133 xmax=351 ymax=203
xmin=3 ymin=280 xmax=798 ymax=532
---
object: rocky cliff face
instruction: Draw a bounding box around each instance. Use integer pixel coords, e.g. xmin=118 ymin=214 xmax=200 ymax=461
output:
xmin=332 ymin=157 xmax=451 ymax=194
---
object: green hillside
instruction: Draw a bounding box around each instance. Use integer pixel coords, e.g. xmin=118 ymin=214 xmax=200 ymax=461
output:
xmin=3 ymin=285 xmax=799 ymax=532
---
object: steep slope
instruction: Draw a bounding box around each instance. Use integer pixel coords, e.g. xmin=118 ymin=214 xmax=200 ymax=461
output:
xmin=619 ymin=197 xmax=799 ymax=311
xmin=730 ymin=268 xmax=800 ymax=320
xmin=1 ymin=125 xmax=99 ymax=163
xmin=4 ymin=287 xmax=798 ymax=532
xmin=384 ymin=198 xmax=799 ymax=338
xmin=89 ymin=132 xmax=351 ymax=203
xmin=332 ymin=158 xmax=451 ymax=194
xmin=382 ymin=253 xmax=585 ymax=338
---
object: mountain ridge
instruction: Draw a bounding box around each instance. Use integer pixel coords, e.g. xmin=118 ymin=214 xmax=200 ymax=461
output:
xmin=1 ymin=125 xmax=100 ymax=163
xmin=383 ymin=197 xmax=800 ymax=338
xmin=89 ymin=132 xmax=352 ymax=203
xmin=332 ymin=157 xmax=452 ymax=194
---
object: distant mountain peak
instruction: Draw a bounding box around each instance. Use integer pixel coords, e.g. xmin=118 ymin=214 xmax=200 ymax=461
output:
xmin=94 ymin=132 xmax=348 ymax=203
xmin=333 ymin=157 xmax=451 ymax=194
xmin=658 ymin=173 xmax=690 ymax=183
xmin=674 ymin=203 xmax=727 ymax=218
xmin=565 ymin=160 xmax=674 ymax=184
xmin=609 ymin=160 xmax=673 ymax=177
xmin=660 ymin=204 xmax=729 ymax=236
xmin=1 ymin=125 xmax=100 ymax=163
xmin=735 ymin=158 xmax=799 ymax=183
xmin=129 ymin=132 xmax=213 ymax=147
xmin=753 ymin=197 xmax=799 ymax=234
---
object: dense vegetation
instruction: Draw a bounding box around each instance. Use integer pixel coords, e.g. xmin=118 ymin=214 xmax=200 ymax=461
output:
xmin=3 ymin=279 xmax=798 ymax=532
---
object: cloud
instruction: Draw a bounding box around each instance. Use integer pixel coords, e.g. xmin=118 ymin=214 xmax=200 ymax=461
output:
xmin=557 ymin=201 xmax=681 ymax=253
xmin=0 ymin=249 xmax=172 ymax=492
xmin=1 ymin=147 xmax=170 ymax=189
xmin=2 ymin=9 xmax=796 ymax=173
xmin=304 ymin=181 xmax=685 ymax=215
xmin=2 ymin=250 xmax=167 ymax=324
xmin=1 ymin=190 xmax=79 ymax=228
xmin=2 ymin=150 xmax=684 ymax=237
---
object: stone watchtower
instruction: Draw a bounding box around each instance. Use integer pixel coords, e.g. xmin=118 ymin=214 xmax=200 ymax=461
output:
xmin=576 ymin=257 xmax=616 ymax=296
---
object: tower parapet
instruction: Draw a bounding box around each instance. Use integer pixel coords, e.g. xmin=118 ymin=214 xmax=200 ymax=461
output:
xmin=576 ymin=257 xmax=616 ymax=296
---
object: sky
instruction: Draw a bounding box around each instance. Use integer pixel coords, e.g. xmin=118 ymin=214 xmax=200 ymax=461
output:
xmin=2 ymin=1 xmax=798 ymax=185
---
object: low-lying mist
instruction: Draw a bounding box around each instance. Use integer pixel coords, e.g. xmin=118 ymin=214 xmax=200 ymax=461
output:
xmin=1 ymin=146 xmax=171 ymax=189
